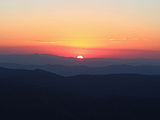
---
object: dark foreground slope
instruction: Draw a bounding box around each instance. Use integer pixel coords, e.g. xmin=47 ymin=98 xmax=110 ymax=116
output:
xmin=0 ymin=67 xmax=160 ymax=120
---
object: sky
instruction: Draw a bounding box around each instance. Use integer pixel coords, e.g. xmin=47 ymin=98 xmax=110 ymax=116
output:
xmin=0 ymin=0 xmax=160 ymax=58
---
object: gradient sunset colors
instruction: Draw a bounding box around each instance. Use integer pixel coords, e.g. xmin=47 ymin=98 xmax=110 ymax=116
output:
xmin=0 ymin=0 xmax=160 ymax=58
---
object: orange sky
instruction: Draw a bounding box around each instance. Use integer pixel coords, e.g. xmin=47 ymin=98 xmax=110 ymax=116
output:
xmin=0 ymin=0 xmax=160 ymax=58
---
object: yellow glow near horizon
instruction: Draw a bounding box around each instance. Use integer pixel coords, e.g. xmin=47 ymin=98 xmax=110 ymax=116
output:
xmin=0 ymin=0 xmax=160 ymax=58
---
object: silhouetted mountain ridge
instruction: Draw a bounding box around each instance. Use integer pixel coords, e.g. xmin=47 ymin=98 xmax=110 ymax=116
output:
xmin=1 ymin=67 xmax=160 ymax=120
xmin=1 ymin=67 xmax=160 ymax=96
xmin=0 ymin=67 xmax=61 ymax=78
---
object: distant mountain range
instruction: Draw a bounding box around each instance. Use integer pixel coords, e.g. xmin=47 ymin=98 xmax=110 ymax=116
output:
xmin=1 ymin=62 xmax=160 ymax=76
xmin=0 ymin=54 xmax=160 ymax=66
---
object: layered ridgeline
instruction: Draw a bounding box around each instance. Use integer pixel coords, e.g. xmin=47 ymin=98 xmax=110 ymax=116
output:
xmin=0 ymin=67 xmax=160 ymax=120
xmin=1 ymin=63 xmax=160 ymax=76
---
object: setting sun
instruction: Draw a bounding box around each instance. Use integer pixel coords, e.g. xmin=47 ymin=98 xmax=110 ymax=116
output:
xmin=77 ymin=56 xmax=84 ymax=60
